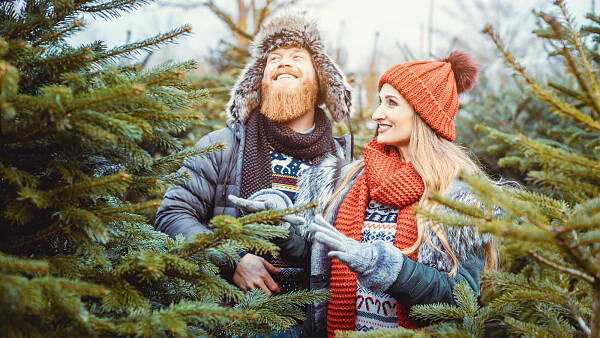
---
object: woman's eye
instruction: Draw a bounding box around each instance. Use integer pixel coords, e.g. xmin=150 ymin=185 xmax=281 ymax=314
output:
xmin=387 ymin=99 xmax=397 ymax=106
xmin=294 ymin=55 xmax=303 ymax=60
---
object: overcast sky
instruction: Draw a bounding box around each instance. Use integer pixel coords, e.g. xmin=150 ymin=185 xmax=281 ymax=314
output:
xmin=72 ymin=0 xmax=591 ymax=73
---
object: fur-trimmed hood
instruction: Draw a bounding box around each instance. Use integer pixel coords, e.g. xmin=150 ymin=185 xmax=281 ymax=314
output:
xmin=225 ymin=12 xmax=352 ymax=124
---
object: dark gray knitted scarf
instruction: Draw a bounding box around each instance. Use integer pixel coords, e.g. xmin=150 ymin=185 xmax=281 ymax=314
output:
xmin=240 ymin=107 xmax=335 ymax=199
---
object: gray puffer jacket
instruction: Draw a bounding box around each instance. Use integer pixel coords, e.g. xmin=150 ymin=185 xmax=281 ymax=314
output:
xmin=154 ymin=119 xmax=351 ymax=240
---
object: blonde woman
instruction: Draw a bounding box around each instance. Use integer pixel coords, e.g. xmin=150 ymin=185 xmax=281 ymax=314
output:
xmin=230 ymin=51 xmax=497 ymax=337
xmin=287 ymin=51 xmax=494 ymax=337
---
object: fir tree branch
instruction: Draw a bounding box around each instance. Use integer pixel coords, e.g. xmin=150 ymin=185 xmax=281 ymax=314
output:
xmin=36 ymin=277 xmax=109 ymax=297
xmin=91 ymin=25 xmax=191 ymax=63
xmin=480 ymin=126 xmax=600 ymax=173
xmin=80 ymin=0 xmax=151 ymax=19
xmin=529 ymin=250 xmax=595 ymax=284
xmin=68 ymin=85 xmax=141 ymax=112
xmin=555 ymin=1 xmax=600 ymax=117
xmin=149 ymin=142 xmax=225 ymax=174
xmin=565 ymin=294 xmax=592 ymax=335
xmin=540 ymin=12 xmax=600 ymax=118
xmin=32 ymin=19 xmax=83 ymax=47
xmin=48 ymin=172 xmax=131 ymax=198
xmin=482 ymin=26 xmax=600 ymax=131
xmin=459 ymin=170 xmax=553 ymax=232
xmin=0 ymin=121 xmax=48 ymax=146
xmin=0 ymin=252 xmax=48 ymax=275
xmin=556 ymin=231 xmax=600 ymax=282
xmin=237 ymin=202 xmax=318 ymax=226
xmin=0 ymin=220 xmax=61 ymax=250
xmin=504 ymin=316 xmax=555 ymax=337
xmin=97 ymin=200 xmax=160 ymax=215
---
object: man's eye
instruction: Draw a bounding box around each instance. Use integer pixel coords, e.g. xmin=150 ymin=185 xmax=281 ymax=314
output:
xmin=294 ymin=55 xmax=303 ymax=60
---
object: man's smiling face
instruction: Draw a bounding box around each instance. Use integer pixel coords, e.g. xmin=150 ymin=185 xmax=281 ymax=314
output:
xmin=262 ymin=47 xmax=316 ymax=90
xmin=260 ymin=47 xmax=318 ymax=123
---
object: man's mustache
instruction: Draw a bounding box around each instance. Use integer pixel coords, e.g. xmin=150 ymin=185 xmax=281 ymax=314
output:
xmin=272 ymin=68 xmax=301 ymax=80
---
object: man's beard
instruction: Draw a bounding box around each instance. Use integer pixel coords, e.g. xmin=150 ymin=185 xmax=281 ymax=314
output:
xmin=260 ymin=77 xmax=319 ymax=123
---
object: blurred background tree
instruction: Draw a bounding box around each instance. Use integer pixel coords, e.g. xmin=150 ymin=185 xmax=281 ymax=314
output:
xmin=0 ymin=1 xmax=325 ymax=336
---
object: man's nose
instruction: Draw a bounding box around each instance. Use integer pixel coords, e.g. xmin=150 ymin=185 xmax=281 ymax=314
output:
xmin=278 ymin=55 xmax=294 ymax=67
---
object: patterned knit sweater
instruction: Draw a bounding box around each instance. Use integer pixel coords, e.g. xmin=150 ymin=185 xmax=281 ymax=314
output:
xmin=269 ymin=146 xmax=311 ymax=292
xmin=355 ymin=200 xmax=403 ymax=331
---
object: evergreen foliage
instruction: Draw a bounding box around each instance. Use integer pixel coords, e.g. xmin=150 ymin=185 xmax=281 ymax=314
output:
xmin=407 ymin=1 xmax=600 ymax=337
xmin=0 ymin=1 xmax=327 ymax=336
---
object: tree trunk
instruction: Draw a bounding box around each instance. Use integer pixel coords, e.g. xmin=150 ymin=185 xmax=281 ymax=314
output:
xmin=592 ymin=287 xmax=600 ymax=337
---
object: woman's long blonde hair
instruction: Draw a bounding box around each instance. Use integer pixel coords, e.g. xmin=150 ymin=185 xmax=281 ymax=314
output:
xmin=323 ymin=113 xmax=498 ymax=276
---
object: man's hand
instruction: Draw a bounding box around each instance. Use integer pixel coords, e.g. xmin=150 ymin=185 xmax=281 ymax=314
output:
xmin=233 ymin=253 xmax=282 ymax=296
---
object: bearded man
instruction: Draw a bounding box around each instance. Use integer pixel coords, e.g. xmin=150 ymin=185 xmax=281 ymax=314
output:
xmin=155 ymin=12 xmax=353 ymax=326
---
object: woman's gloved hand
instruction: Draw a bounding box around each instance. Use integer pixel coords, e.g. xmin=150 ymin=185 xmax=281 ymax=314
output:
xmin=309 ymin=214 xmax=407 ymax=294
xmin=308 ymin=214 xmax=378 ymax=275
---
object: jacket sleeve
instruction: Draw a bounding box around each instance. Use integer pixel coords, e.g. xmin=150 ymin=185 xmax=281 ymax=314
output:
xmin=354 ymin=238 xmax=486 ymax=309
xmin=385 ymin=248 xmax=486 ymax=308
xmin=154 ymin=131 xmax=224 ymax=239
xmin=273 ymin=224 xmax=311 ymax=264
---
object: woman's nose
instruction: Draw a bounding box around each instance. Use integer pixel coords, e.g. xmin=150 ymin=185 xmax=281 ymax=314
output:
xmin=372 ymin=106 xmax=385 ymax=121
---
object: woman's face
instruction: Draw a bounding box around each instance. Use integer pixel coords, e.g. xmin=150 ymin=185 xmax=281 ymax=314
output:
xmin=372 ymin=83 xmax=415 ymax=153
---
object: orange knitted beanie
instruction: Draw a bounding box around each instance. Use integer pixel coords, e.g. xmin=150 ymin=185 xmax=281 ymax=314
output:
xmin=377 ymin=51 xmax=479 ymax=141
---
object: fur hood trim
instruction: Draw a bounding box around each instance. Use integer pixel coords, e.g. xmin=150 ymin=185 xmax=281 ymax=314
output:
xmin=225 ymin=12 xmax=352 ymax=124
xmin=418 ymin=179 xmax=494 ymax=272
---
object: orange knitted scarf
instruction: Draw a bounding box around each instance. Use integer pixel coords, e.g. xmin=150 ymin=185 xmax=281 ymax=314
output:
xmin=327 ymin=139 xmax=425 ymax=336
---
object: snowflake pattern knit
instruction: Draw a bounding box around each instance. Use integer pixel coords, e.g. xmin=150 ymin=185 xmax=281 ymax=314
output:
xmin=355 ymin=201 xmax=401 ymax=331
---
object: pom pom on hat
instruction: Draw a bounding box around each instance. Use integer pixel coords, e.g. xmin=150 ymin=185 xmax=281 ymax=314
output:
xmin=440 ymin=51 xmax=479 ymax=94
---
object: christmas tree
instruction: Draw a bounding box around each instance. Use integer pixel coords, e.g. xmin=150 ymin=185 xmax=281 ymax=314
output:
xmin=0 ymin=1 xmax=326 ymax=336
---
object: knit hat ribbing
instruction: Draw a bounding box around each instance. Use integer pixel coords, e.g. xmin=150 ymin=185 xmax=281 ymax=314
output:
xmin=378 ymin=51 xmax=479 ymax=141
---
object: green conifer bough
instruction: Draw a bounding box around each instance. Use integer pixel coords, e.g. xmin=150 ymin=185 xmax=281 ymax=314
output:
xmin=0 ymin=1 xmax=327 ymax=336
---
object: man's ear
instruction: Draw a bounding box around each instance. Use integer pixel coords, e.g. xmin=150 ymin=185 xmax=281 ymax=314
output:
xmin=226 ymin=58 xmax=265 ymax=123
xmin=312 ymin=53 xmax=352 ymax=123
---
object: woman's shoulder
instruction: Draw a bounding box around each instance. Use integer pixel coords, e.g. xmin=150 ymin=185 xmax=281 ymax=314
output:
xmin=417 ymin=178 xmax=492 ymax=271
xmin=442 ymin=178 xmax=495 ymax=244
xmin=297 ymin=155 xmax=362 ymax=193
xmin=443 ymin=179 xmax=475 ymax=201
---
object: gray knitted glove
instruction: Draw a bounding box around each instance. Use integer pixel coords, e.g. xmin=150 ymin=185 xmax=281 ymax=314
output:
xmin=228 ymin=189 xmax=304 ymax=226
xmin=308 ymin=214 xmax=377 ymax=274
xmin=308 ymin=214 xmax=406 ymax=293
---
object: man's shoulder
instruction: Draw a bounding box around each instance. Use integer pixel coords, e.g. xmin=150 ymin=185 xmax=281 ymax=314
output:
xmin=194 ymin=121 xmax=241 ymax=148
